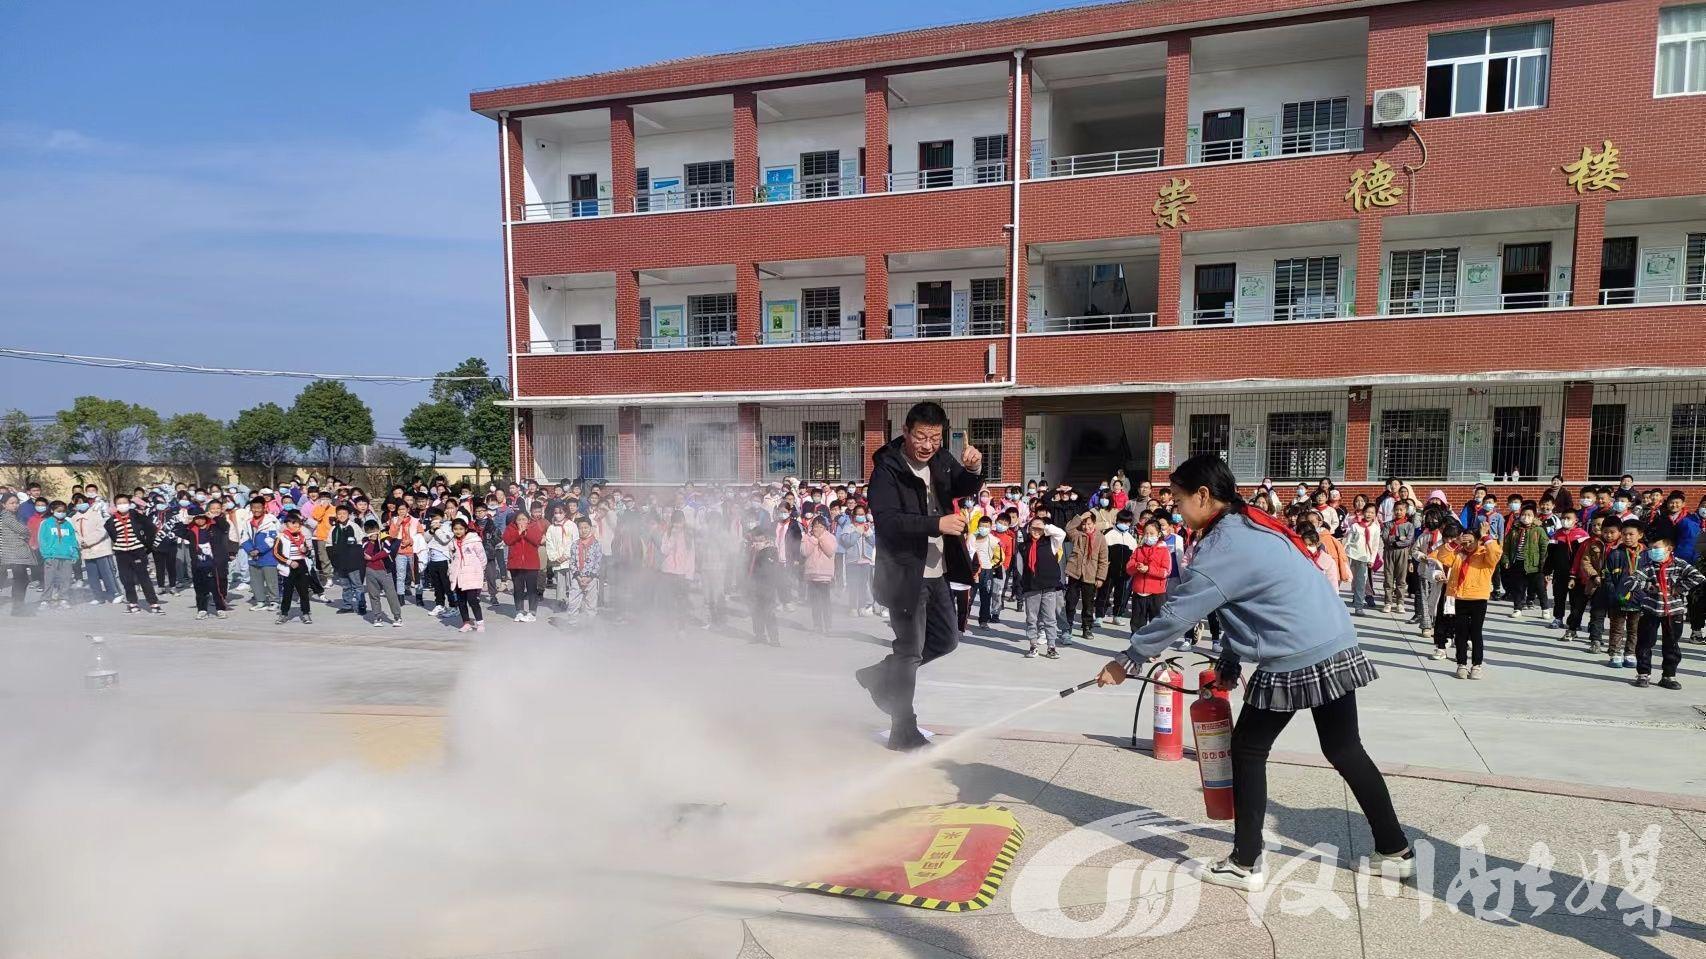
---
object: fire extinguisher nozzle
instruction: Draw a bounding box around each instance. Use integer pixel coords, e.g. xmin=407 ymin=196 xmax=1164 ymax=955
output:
xmin=1059 ymin=678 xmax=1098 ymax=698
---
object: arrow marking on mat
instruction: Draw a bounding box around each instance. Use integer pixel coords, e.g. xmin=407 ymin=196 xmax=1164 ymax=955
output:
xmin=904 ymin=828 xmax=970 ymax=888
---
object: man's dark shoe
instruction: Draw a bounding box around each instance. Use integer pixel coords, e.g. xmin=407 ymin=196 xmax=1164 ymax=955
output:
xmin=856 ymin=663 xmax=893 ymax=716
xmin=886 ymin=726 xmax=931 ymax=752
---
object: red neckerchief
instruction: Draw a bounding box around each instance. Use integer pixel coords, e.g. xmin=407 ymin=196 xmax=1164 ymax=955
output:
xmin=1658 ymin=558 xmax=1672 ymax=606
xmin=1026 ymin=532 xmax=1041 ymax=574
xmin=1455 ymin=543 xmax=1477 ymax=592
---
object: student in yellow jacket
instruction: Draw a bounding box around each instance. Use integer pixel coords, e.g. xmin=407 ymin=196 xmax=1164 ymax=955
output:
xmin=1431 ymin=522 xmax=1503 ymax=680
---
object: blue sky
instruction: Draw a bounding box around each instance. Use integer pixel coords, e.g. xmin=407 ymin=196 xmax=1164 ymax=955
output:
xmin=0 ymin=0 xmax=1096 ymax=434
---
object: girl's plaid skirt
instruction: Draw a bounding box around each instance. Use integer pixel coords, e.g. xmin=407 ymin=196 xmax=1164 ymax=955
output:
xmin=1244 ymin=646 xmax=1377 ymax=712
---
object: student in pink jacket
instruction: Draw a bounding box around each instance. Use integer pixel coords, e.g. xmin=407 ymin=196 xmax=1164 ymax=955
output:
xmin=448 ymin=516 xmax=488 ymax=632
xmin=658 ymin=510 xmax=697 ymax=631
xmin=1301 ymin=526 xmax=1343 ymax=592
xmin=800 ymin=512 xmax=839 ymax=634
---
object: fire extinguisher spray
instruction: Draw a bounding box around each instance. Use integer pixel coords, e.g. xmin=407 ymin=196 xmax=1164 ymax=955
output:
xmin=1152 ymin=665 xmax=1184 ymax=761
xmin=1190 ymin=684 xmax=1235 ymax=820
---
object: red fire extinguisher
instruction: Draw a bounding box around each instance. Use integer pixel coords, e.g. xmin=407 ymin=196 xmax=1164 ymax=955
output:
xmin=1198 ymin=667 xmax=1230 ymax=702
xmin=1190 ymin=685 xmax=1235 ymax=820
xmin=1152 ymin=665 xmax=1184 ymax=761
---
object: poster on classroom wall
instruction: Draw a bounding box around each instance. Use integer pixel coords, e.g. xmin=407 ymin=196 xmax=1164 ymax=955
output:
xmin=1229 ymin=427 xmax=1259 ymax=479
xmin=766 ymin=300 xmax=798 ymax=339
xmin=651 ymin=305 xmax=685 ymax=339
xmin=767 ymin=435 xmax=797 ymax=477
xmin=1628 ymin=417 xmax=1666 ymax=473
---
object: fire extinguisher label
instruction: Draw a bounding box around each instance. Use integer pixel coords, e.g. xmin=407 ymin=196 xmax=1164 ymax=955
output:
xmin=1154 ymin=699 xmax=1174 ymax=735
xmin=1195 ymin=718 xmax=1234 ymax=789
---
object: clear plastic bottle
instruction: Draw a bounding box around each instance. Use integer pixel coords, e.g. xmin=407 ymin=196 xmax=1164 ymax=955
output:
xmin=85 ymin=635 xmax=119 ymax=691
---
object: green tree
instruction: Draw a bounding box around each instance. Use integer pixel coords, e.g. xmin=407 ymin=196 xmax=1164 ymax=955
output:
xmin=466 ymin=395 xmax=512 ymax=483
xmin=287 ymin=379 xmax=375 ymax=477
xmin=56 ymin=396 xmax=160 ymax=496
xmin=0 ymin=410 xmax=60 ymax=489
xmin=399 ymin=400 xmax=465 ymax=469
xmin=372 ymin=445 xmax=426 ymax=489
xmin=430 ymin=356 xmax=505 ymax=416
xmin=154 ymin=413 xmax=230 ymax=486
xmin=229 ymin=402 xmax=296 ymax=488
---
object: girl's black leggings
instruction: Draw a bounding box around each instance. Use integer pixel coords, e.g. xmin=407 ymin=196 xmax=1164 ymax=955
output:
xmin=427 ymin=560 xmax=451 ymax=607
xmin=512 ymin=568 xmax=540 ymax=614
xmin=457 ymin=588 xmax=483 ymax=624
xmin=1230 ymin=690 xmax=1407 ymax=868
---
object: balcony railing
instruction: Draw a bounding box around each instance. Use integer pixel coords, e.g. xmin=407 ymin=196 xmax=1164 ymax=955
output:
xmin=755 ymin=175 xmax=865 ymax=203
xmin=1191 ymin=300 xmax=1352 ymax=324
xmin=1387 ymin=291 xmax=1573 ymax=314
xmin=1030 ymin=148 xmax=1164 ymax=179
xmin=761 ymin=326 xmax=856 ymax=344
xmin=886 ymin=162 xmax=1009 ymax=192
xmin=1027 ymin=312 xmax=1158 ymax=333
xmin=1188 ymin=127 xmax=1363 ymax=164
xmin=1598 ymin=283 xmax=1706 ymax=305
xmin=638 ymin=329 xmax=738 ymax=350
xmin=532 ymin=337 xmax=615 ymax=353
xmin=634 ymin=184 xmax=736 ymax=213
xmin=522 ymin=197 xmax=614 ymax=221
xmin=890 ymin=317 xmax=1007 ymax=339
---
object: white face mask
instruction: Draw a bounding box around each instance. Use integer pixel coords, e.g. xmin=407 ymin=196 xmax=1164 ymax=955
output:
xmin=116 ymin=503 xmax=132 ymax=513
xmin=1142 ymin=535 xmax=1158 ymax=547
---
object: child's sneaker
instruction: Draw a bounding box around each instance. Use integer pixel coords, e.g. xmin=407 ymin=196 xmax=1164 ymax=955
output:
xmin=1043 ymin=647 xmax=1061 ymax=659
xmin=391 ymin=619 xmax=404 ymax=628
xmin=1468 ymin=664 xmax=1484 ymax=680
xmin=371 ymin=619 xmax=387 ymax=628
xmin=1368 ymin=847 xmax=1417 ymax=880
xmin=458 ymin=622 xmax=474 ymax=633
xmin=1561 ymin=629 xmax=1576 ymax=643
xmin=474 ymin=621 xmax=486 ymax=633
xmin=1194 ymin=856 xmax=1264 ymax=892
xmin=1550 ymin=617 xmax=1564 ymax=629
xmin=1432 ymin=646 xmax=1448 ymax=661
xmin=1024 ymin=647 xmax=1039 ymax=659
xmin=1510 ymin=609 xmax=1525 ymax=620
xmin=1606 ymin=655 xmax=1620 ymax=668
xmin=1658 ymin=676 xmax=1682 ymax=690
xmin=1455 ymin=664 xmax=1470 ymax=680
xmin=214 ymin=610 xmax=227 ymax=620
xmin=1621 ymin=655 xmax=1635 ymax=668
xmin=1632 ymin=674 xmax=1651 ymax=688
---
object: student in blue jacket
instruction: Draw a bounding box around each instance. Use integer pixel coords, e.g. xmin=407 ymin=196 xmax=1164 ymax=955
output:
xmin=1096 ymin=454 xmax=1412 ymax=892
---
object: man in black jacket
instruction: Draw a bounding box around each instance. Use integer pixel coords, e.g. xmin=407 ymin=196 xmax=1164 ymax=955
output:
xmin=855 ymin=401 xmax=985 ymax=750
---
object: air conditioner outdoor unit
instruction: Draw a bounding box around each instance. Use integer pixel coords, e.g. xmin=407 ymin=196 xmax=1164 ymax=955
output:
xmin=1372 ymin=86 xmax=1423 ymax=126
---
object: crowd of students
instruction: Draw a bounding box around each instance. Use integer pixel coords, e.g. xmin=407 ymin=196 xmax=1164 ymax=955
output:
xmin=2 ymin=470 xmax=1701 ymax=688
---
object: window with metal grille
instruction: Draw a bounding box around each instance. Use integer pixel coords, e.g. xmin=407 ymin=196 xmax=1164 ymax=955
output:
xmin=639 ymin=297 xmax=652 ymax=332
xmin=1670 ymin=403 xmax=1706 ymax=480
xmin=1424 ymin=22 xmax=1551 ymax=118
xmin=1265 ymin=411 xmax=1333 ymax=480
xmin=803 ymin=421 xmax=843 ymax=480
xmin=688 ymin=293 xmax=737 ymax=345
xmin=1377 ymin=408 xmax=1451 ymax=480
xmin=968 ymin=418 xmax=1002 ymax=478
xmin=1273 ymin=256 xmax=1340 ymax=320
xmin=799 ymin=150 xmax=841 ymax=198
xmin=1688 ymin=233 xmax=1706 ymax=301
xmin=635 ymin=167 xmax=650 ymax=212
xmin=577 ymin=425 xmax=606 ymax=480
xmin=1588 ymin=404 xmax=1627 ymax=480
xmin=1491 ymin=405 xmax=1541 ymax=479
xmin=1386 ymin=248 xmax=1460 ymax=314
xmin=684 ymin=160 xmax=734 ymax=207
xmin=970 ymin=278 xmax=1006 ymax=335
xmin=973 ymin=134 xmax=1009 ymax=183
xmin=1281 ymin=97 xmax=1350 ymax=154
xmin=802 ymin=287 xmax=840 ymax=335
xmin=688 ymin=422 xmax=736 ymax=481
xmin=1189 ymin=414 xmax=1230 ymax=462
xmin=1656 ymin=4 xmax=1706 ymax=96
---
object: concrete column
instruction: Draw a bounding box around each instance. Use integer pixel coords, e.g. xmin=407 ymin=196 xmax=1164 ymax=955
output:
xmin=864 ymin=76 xmax=889 ymax=192
xmin=733 ymin=91 xmax=759 ymax=205
xmin=737 ymin=403 xmax=762 ymax=481
xmin=864 ymin=253 xmax=889 ymax=339
xmin=615 ymin=270 xmax=641 ymax=349
xmin=1561 ymin=382 xmax=1594 ymax=481
xmin=1345 ymin=386 xmax=1372 ymax=482
xmin=736 ymin=262 xmax=761 ymax=345
xmin=1571 ymin=201 xmax=1607 ymax=309
xmin=863 ymin=399 xmax=889 ymax=475
xmin=1163 ymin=36 xmax=1191 ymax=166
xmin=1151 ymin=392 xmax=1176 ymax=487
xmin=610 ymin=105 xmax=636 ymax=213
xmin=1354 ymin=216 xmax=1383 ymax=317
xmin=1156 ymin=231 xmax=1182 ymax=326
xmin=1001 ymin=396 xmax=1024 ymax=485
xmin=512 ymin=273 xmax=532 ymax=353
xmin=616 ymin=407 xmax=640 ymax=483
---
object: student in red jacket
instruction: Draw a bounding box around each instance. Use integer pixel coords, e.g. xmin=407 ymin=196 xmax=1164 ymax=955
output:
xmin=1126 ymin=518 xmax=1174 ymax=634
xmin=502 ymin=511 xmax=545 ymax=622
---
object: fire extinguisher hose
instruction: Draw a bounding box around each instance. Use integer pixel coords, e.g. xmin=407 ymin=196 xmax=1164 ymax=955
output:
xmin=1128 ymin=653 xmax=1220 ymax=750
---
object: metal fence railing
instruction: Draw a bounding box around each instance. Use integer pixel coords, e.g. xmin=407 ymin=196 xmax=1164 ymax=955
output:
xmin=1386 ymin=290 xmax=1573 ymax=314
xmin=1188 ymin=127 xmax=1363 ymax=164
xmin=638 ymin=330 xmax=738 ymax=350
xmin=762 ymin=326 xmax=856 ymax=345
xmin=1190 ymin=301 xmax=1351 ymax=324
xmin=755 ymin=175 xmax=865 ymax=203
xmin=1026 ymin=312 xmax=1157 ymax=333
xmin=521 ymin=198 xmax=613 ymax=221
xmin=532 ymin=337 xmax=615 ymax=353
xmin=886 ymin=162 xmax=1008 ymax=192
xmin=1030 ymin=148 xmax=1163 ymax=179
xmin=1598 ymin=283 xmax=1706 ymax=305
xmin=634 ymin=185 xmax=736 ymax=213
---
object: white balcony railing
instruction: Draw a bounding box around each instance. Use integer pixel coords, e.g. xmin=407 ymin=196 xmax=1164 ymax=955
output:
xmin=638 ymin=329 xmax=738 ymax=350
xmin=761 ymin=326 xmax=857 ymax=344
xmin=1027 ymin=312 xmax=1158 ymax=333
xmin=1030 ymin=148 xmax=1164 ymax=179
xmin=886 ymin=162 xmax=1009 ymax=192
xmin=1188 ymin=127 xmax=1363 ymax=164
xmin=1386 ymin=291 xmax=1573 ymax=315
xmin=522 ymin=197 xmax=614 ymax=221
xmin=634 ymin=184 xmax=736 ymax=213
xmin=532 ymin=337 xmax=615 ymax=353
xmin=755 ymin=175 xmax=865 ymax=203
xmin=890 ymin=317 xmax=1006 ymax=339
xmin=1191 ymin=300 xmax=1352 ymax=324
xmin=1598 ymin=283 xmax=1706 ymax=305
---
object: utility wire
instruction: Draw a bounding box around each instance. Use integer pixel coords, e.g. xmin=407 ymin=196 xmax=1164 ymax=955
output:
xmin=0 ymin=348 xmax=506 ymax=385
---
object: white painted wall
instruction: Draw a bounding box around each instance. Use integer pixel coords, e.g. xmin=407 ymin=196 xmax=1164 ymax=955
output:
xmin=1180 ymin=241 xmax=1356 ymax=323
xmin=1176 ymin=390 xmax=1350 ymax=483
xmin=887 ymin=97 xmax=1011 ymax=178
xmin=889 ymin=266 xmax=1008 ymax=336
xmin=1042 ymin=256 xmax=1159 ymax=317
xmin=523 ymin=120 xmax=613 ymax=208
xmin=635 ymin=127 xmax=735 ymax=193
xmin=760 ymin=273 xmax=867 ymax=339
xmin=1378 ymin=228 xmax=1575 ymax=312
xmin=1367 ymin=385 xmax=1568 ymax=482
xmin=757 ymin=113 xmax=865 ymax=187
xmin=527 ymin=280 xmax=616 ymax=351
xmin=638 ymin=278 xmax=739 ymax=337
xmin=1601 ymin=220 xmax=1706 ymax=300
xmin=1187 ymin=56 xmax=1365 ymax=143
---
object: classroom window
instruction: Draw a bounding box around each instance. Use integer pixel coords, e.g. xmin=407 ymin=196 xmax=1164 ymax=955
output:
xmin=1189 ymin=414 xmax=1231 ymax=462
xmin=973 ymin=134 xmax=1009 ymax=182
xmin=1387 ymin=248 xmax=1460 ymax=314
xmin=803 ymin=421 xmax=843 ymax=481
xmin=1281 ymin=97 xmax=1351 ymax=153
xmin=1491 ymin=405 xmax=1542 ymax=479
xmin=1265 ymin=410 xmax=1333 ymax=480
xmin=1424 ymin=22 xmax=1551 ymax=118
xmin=968 ymin=418 xmax=1003 ymax=478
xmin=1377 ymin=408 xmax=1451 ymax=480
xmin=799 ymin=150 xmax=841 ymax=198
xmin=801 ymin=287 xmax=840 ymax=337
xmin=1273 ymin=256 xmax=1341 ymax=319
xmin=1670 ymin=403 xmax=1706 ymax=480
xmin=970 ymin=278 xmax=1007 ymax=335
xmin=1588 ymin=404 xmax=1627 ymax=480
xmin=1656 ymin=4 xmax=1706 ymax=96
xmin=688 ymin=293 xmax=737 ymax=345
xmin=576 ymin=425 xmax=606 ymax=480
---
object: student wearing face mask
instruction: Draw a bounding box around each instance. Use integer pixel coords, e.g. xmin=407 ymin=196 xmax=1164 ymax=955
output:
xmin=73 ymin=497 xmax=120 ymax=604
xmin=35 ymin=501 xmax=79 ymax=609
xmin=1686 ymin=497 xmax=1706 ymax=644
xmin=837 ymin=506 xmax=877 ymax=616
xmin=1547 ymin=508 xmax=1587 ymax=632
xmin=1124 ymin=519 xmax=1172 ymax=634
xmin=1628 ymin=535 xmax=1704 ymax=689
xmin=1098 ymin=509 xmax=1137 ymax=627
xmin=1501 ymin=502 xmax=1547 ymax=618
xmin=1432 ymin=521 xmax=1501 ymax=677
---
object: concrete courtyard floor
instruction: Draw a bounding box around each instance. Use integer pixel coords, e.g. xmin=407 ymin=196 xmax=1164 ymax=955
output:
xmin=4 ymin=584 xmax=1706 ymax=957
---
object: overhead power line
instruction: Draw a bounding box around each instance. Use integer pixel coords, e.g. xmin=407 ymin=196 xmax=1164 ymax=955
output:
xmin=0 ymin=348 xmax=506 ymax=385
